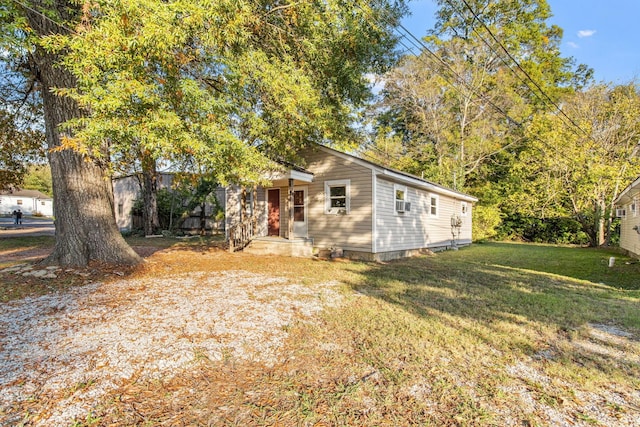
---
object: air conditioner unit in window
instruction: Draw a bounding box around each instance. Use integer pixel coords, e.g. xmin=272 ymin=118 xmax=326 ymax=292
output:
xmin=616 ymin=208 xmax=626 ymax=218
xmin=395 ymin=200 xmax=405 ymax=212
xmin=404 ymin=202 xmax=411 ymax=212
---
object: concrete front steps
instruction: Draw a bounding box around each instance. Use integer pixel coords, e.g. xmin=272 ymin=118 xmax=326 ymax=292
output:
xmin=243 ymin=236 xmax=314 ymax=257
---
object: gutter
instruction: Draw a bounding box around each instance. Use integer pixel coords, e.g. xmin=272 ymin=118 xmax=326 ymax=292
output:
xmin=378 ymin=170 xmax=479 ymax=203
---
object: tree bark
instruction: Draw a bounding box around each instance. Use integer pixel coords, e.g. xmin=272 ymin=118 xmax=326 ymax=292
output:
xmin=141 ymin=156 xmax=160 ymax=236
xmin=25 ymin=2 xmax=141 ymax=266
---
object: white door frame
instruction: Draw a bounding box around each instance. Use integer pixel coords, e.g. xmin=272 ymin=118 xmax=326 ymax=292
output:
xmin=293 ymin=185 xmax=308 ymax=238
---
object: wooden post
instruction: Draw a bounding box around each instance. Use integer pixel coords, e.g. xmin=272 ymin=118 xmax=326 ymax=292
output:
xmin=288 ymin=178 xmax=294 ymax=240
xmin=252 ymin=185 xmax=258 ymax=234
xmin=241 ymin=186 xmax=247 ymax=221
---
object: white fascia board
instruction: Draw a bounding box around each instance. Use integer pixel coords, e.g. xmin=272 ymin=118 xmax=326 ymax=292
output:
xmin=290 ymin=169 xmax=314 ymax=183
xmin=614 ymin=176 xmax=640 ymax=205
xmin=265 ymin=169 xmax=314 ymax=183
xmin=379 ymin=170 xmax=478 ymax=203
xmin=316 ymin=145 xmax=477 ymax=202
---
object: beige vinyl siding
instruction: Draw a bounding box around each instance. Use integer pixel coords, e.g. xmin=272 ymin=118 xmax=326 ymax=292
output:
xmin=458 ymin=202 xmax=473 ymax=244
xmin=375 ymin=177 xmax=472 ymax=252
xmin=300 ymin=147 xmax=373 ymax=252
xmin=619 ymin=201 xmax=640 ymax=258
xmin=226 ymin=186 xmax=267 ymax=237
xmin=112 ymin=176 xmax=140 ymax=231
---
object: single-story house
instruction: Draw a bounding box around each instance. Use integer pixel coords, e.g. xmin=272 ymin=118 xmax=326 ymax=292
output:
xmin=226 ymin=144 xmax=477 ymax=261
xmin=112 ymin=173 xmax=225 ymax=233
xmin=0 ymin=188 xmax=53 ymax=217
xmin=614 ymin=176 xmax=640 ymax=258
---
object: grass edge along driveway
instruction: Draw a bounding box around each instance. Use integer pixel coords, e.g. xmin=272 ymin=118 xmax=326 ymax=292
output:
xmin=1 ymin=240 xmax=638 ymax=426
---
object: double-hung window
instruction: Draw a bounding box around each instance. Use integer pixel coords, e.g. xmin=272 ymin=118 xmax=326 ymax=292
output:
xmin=325 ymin=179 xmax=350 ymax=214
xmin=429 ymin=194 xmax=439 ymax=217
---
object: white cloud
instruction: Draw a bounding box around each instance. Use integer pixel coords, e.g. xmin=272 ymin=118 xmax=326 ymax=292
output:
xmin=567 ymin=41 xmax=579 ymax=49
xmin=577 ymin=29 xmax=596 ymax=38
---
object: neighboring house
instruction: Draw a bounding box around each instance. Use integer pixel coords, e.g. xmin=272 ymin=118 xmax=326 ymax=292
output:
xmin=112 ymin=173 xmax=225 ymax=233
xmin=0 ymin=188 xmax=53 ymax=217
xmin=614 ymin=176 xmax=640 ymax=258
xmin=226 ymin=144 xmax=477 ymax=261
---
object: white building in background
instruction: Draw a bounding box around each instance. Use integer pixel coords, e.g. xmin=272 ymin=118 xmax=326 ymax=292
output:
xmin=0 ymin=188 xmax=54 ymax=217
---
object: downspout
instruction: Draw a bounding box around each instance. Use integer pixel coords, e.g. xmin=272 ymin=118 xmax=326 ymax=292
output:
xmin=288 ymin=178 xmax=294 ymax=239
xmin=372 ymin=170 xmax=377 ymax=254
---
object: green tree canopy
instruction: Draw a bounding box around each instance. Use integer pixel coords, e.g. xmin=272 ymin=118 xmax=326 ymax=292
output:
xmin=509 ymin=83 xmax=640 ymax=246
xmin=49 ymin=0 xmax=407 ymax=185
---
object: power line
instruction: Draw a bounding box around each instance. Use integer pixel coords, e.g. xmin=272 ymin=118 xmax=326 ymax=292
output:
xmin=394 ymin=18 xmax=523 ymax=127
xmin=355 ymin=0 xmax=586 ymax=170
xmin=11 ymin=0 xmax=77 ymax=35
xmin=453 ymin=0 xmax=592 ymax=140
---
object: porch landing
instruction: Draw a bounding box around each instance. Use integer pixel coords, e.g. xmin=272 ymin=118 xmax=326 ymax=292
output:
xmin=243 ymin=237 xmax=314 ymax=257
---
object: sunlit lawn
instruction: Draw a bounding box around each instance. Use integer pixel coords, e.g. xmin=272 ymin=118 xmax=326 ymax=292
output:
xmin=95 ymin=241 xmax=639 ymax=426
xmin=1 ymin=238 xmax=638 ymax=425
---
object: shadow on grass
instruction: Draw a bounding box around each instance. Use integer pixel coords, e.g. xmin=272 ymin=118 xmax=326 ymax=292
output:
xmin=344 ymin=244 xmax=640 ymax=354
xmin=458 ymin=242 xmax=640 ymax=290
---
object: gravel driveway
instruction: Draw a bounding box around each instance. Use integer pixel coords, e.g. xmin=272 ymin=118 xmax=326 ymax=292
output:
xmin=0 ymin=271 xmax=341 ymax=426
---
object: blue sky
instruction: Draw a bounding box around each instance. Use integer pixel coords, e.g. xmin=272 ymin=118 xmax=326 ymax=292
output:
xmin=402 ymin=0 xmax=640 ymax=84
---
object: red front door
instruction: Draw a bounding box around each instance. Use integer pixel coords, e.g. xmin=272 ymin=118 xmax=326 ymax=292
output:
xmin=267 ymin=189 xmax=280 ymax=236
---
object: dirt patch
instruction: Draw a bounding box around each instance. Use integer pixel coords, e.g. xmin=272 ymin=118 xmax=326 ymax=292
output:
xmin=0 ymin=247 xmax=52 ymax=264
xmin=0 ymin=256 xmax=342 ymax=426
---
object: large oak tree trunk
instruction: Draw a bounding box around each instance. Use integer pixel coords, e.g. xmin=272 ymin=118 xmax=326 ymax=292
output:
xmin=25 ymin=2 xmax=141 ymax=266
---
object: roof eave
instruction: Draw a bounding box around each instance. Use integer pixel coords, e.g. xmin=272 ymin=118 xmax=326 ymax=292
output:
xmin=615 ymin=176 xmax=640 ymax=205
xmin=379 ymin=169 xmax=479 ymax=202
xmin=315 ymin=144 xmax=477 ymax=202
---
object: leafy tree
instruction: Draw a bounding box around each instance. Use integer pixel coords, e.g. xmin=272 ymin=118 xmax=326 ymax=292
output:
xmin=2 ymin=0 xmax=407 ymax=264
xmin=365 ymin=0 xmax=598 ymax=243
xmin=1 ymin=1 xmax=142 ymax=266
xmin=369 ymin=0 xmax=586 ymax=189
xmin=180 ymin=175 xmax=223 ymax=235
xmin=510 ymin=83 xmax=640 ymax=246
xmin=21 ymin=164 xmax=53 ymax=196
xmin=0 ymin=111 xmax=45 ymax=190
xmin=48 ymin=0 xmax=406 ymax=234
xmin=0 ymin=51 xmax=45 ymax=190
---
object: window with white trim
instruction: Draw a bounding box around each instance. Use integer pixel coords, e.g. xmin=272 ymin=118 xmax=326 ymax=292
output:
xmin=325 ymin=179 xmax=350 ymax=214
xmin=632 ymin=198 xmax=638 ymax=217
xmin=429 ymin=194 xmax=439 ymax=217
xmin=394 ymin=184 xmax=409 ymax=213
xmin=461 ymin=201 xmax=468 ymax=217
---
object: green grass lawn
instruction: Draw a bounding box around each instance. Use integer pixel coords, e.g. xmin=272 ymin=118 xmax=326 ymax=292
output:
xmin=217 ymin=242 xmax=639 ymax=426
xmin=2 ymin=239 xmax=638 ymax=425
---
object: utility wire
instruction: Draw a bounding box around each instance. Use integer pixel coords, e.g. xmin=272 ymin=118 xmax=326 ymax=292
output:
xmin=11 ymin=0 xmax=77 ymax=35
xmin=355 ymin=0 xmax=584 ymax=168
xmin=454 ymin=0 xmax=592 ymax=139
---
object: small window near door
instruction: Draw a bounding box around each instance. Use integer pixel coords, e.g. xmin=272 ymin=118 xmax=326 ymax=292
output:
xmin=461 ymin=201 xmax=468 ymax=217
xmin=325 ymin=179 xmax=350 ymax=214
xmin=294 ymin=190 xmax=305 ymax=221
